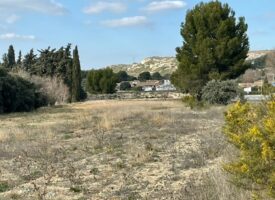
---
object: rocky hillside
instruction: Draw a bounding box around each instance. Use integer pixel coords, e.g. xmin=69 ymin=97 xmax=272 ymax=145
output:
xmin=109 ymin=50 xmax=275 ymax=77
xmin=110 ymin=57 xmax=178 ymax=76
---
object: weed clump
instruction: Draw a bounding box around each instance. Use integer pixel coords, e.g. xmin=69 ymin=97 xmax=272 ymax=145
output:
xmin=182 ymin=95 xmax=205 ymax=109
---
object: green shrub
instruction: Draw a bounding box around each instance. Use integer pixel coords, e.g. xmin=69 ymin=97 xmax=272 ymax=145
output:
xmin=0 ymin=67 xmax=48 ymax=114
xmin=138 ymin=71 xmax=151 ymax=81
xmin=119 ymin=81 xmax=131 ymax=90
xmin=132 ymin=86 xmax=142 ymax=92
xmin=182 ymin=95 xmax=205 ymax=109
xmin=0 ymin=182 xmax=9 ymax=193
xmin=202 ymin=80 xmax=242 ymax=105
xmin=223 ymin=98 xmax=275 ymax=198
xmin=70 ymin=187 xmax=81 ymax=193
xmin=86 ymin=68 xmax=118 ymax=94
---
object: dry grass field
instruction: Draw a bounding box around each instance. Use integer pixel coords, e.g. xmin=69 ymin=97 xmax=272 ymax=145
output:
xmin=0 ymin=100 xmax=251 ymax=200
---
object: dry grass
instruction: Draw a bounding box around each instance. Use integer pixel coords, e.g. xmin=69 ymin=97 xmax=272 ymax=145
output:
xmin=0 ymin=100 xmax=252 ymax=199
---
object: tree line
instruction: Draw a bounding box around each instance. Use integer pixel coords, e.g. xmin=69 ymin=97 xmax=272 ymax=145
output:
xmin=85 ymin=69 xmax=170 ymax=94
xmin=0 ymin=44 xmax=86 ymax=113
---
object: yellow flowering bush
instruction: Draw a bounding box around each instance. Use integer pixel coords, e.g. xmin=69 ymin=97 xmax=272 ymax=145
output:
xmin=223 ymin=96 xmax=275 ymax=198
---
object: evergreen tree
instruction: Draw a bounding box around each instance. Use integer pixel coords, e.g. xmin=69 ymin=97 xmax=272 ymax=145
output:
xmin=138 ymin=71 xmax=151 ymax=81
xmin=116 ymin=71 xmax=129 ymax=82
xmin=23 ymin=49 xmax=37 ymax=73
xmin=71 ymin=46 xmax=82 ymax=102
xmin=151 ymin=72 xmax=163 ymax=80
xmin=2 ymin=54 xmax=8 ymax=68
xmin=17 ymin=50 xmax=22 ymax=66
xmin=119 ymin=81 xmax=131 ymax=90
xmin=86 ymin=68 xmax=118 ymax=94
xmin=35 ymin=47 xmax=57 ymax=76
xmin=59 ymin=44 xmax=73 ymax=93
xmin=7 ymin=45 xmax=16 ymax=68
xmin=171 ymin=1 xmax=249 ymax=98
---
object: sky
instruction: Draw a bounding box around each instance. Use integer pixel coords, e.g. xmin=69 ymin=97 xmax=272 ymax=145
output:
xmin=0 ymin=0 xmax=274 ymax=69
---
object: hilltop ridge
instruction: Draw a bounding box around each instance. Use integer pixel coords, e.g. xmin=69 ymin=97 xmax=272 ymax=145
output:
xmin=108 ymin=50 xmax=275 ymax=77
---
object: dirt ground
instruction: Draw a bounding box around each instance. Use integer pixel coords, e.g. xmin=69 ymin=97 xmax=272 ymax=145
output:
xmin=0 ymin=100 xmax=251 ymax=200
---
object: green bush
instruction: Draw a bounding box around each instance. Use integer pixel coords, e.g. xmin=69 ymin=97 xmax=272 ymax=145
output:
xmin=138 ymin=71 xmax=151 ymax=81
xmin=182 ymin=95 xmax=205 ymax=109
xmin=116 ymin=71 xmax=136 ymax=82
xmin=0 ymin=67 xmax=47 ymax=114
xmin=202 ymin=80 xmax=242 ymax=105
xmin=223 ymin=97 xmax=275 ymax=198
xmin=132 ymin=86 xmax=142 ymax=92
xmin=86 ymin=68 xmax=118 ymax=94
xmin=0 ymin=182 xmax=9 ymax=193
xmin=151 ymin=72 xmax=163 ymax=80
xmin=119 ymin=81 xmax=131 ymax=90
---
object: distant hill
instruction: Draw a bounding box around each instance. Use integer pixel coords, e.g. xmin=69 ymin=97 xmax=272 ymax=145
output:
xmin=109 ymin=57 xmax=178 ymax=76
xmin=108 ymin=50 xmax=275 ymax=78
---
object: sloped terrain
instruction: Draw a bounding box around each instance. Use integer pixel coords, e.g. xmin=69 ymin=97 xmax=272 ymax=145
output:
xmin=0 ymin=100 xmax=252 ymax=200
xmin=109 ymin=51 xmax=275 ymax=78
xmin=110 ymin=57 xmax=178 ymax=76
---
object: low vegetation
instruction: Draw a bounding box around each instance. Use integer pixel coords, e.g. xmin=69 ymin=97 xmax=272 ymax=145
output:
xmin=223 ymin=97 xmax=275 ymax=199
xmin=0 ymin=100 xmax=253 ymax=199
xmin=0 ymin=67 xmax=47 ymax=114
xmin=1 ymin=44 xmax=86 ymax=105
xmin=202 ymin=80 xmax=243 ymax=105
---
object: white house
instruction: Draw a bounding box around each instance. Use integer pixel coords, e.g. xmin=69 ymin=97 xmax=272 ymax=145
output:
xmin=156 ymin=80 xmax=176 ymax=91
xmin=244 ymin=87 xmax=252 ymax=94
xmin=137 ymin=80 xmax=160 ymax=91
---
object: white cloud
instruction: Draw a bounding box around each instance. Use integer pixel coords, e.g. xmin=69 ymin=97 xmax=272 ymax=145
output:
xmin=0 ymin=0 xmax=67 ymax=15
xmin=144 ymin=1 xmax=186 ymax=12
xmin=83 ymin=2 xmax=126 ymax=14
xmin=101 ymin=16 xmax=148 ymax=27
xmin=0 ymin=33 xmax=36 ymax=40
xmin=5 ymin=14 xmax=20 ymax=24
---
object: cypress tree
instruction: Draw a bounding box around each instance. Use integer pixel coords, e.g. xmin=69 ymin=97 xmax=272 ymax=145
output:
xmin=7 ymin=45 xmax=16 ymax=68
xmin=72 ymin=46 xmax=81 ymax=102
xmin=17 ymin=50 xmax=22 ymax=66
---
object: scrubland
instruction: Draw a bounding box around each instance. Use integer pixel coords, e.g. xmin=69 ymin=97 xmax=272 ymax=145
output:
xmin=0 ymin=100 xmax=252 ymax=200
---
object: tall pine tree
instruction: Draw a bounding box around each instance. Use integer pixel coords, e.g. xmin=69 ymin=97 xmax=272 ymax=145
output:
xmin=23 ymin=49 xmax=37 ymax=73
xmin=71 ymin=46 xmax=81 ymax=102
xmin=17 ymin=50 xmax=22 ymax=66
xmin=7 ymin=45 xmax=16 ymax=69
xmin=171 ymin=1 xmax=249 ymax=98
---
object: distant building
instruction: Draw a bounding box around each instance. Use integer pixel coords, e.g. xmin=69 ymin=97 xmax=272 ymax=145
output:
xmin=238 ymin=82 xmax=254 ymax=88
xmin=127 ymin=80 xmax=176 ymax=92
xmin=244 ymin=87 xmax=252 ymax=94
xmin=239 ymin=80 xmax=264 ymax=94
xmin=253 ymin=80 xmax=264 ymax=87
xmin=156 ymin=80 xmax=176 ymax=91
xmin=136 ymin=80 xmax=161 ymax=91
